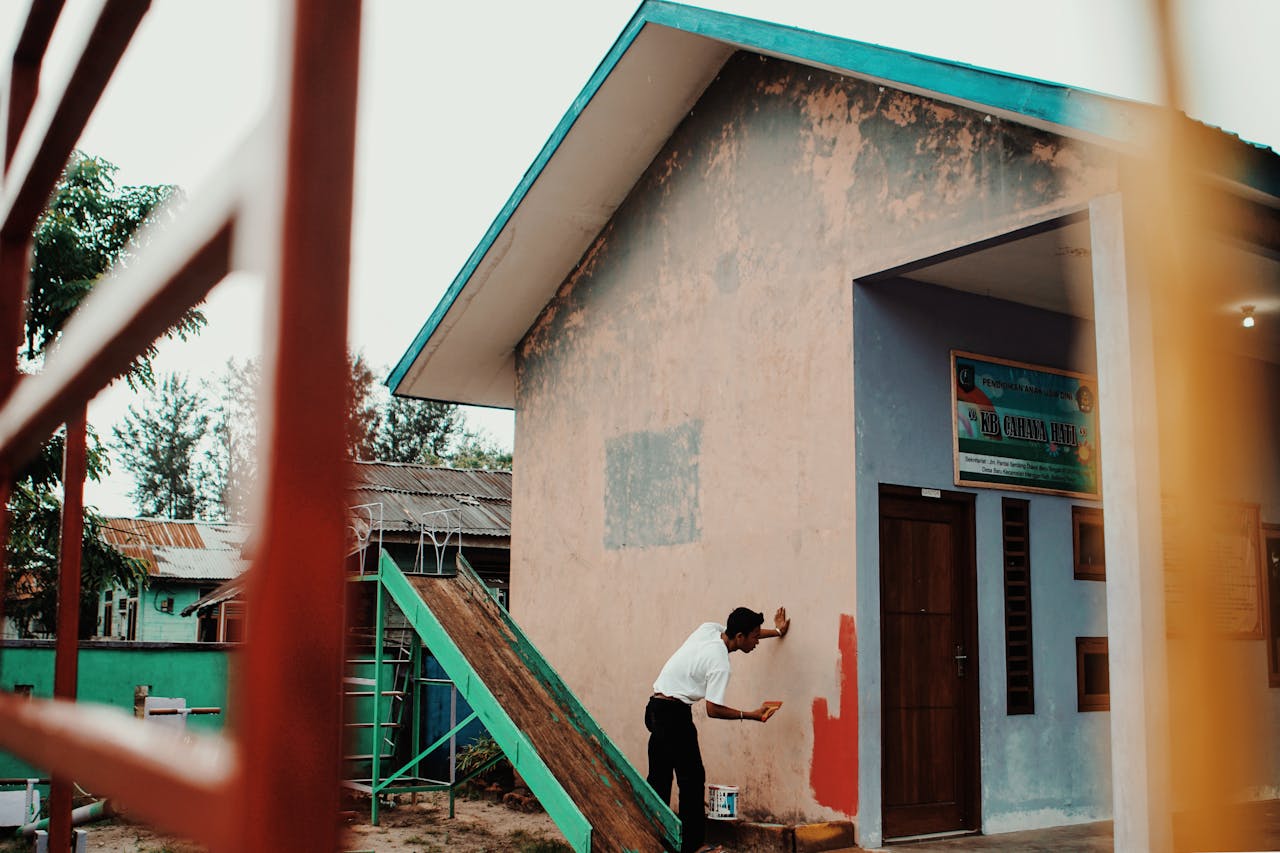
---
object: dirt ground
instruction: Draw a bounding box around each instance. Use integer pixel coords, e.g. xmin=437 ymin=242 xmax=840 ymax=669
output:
xmin=1 ymin=793 xmax=571 ymax=853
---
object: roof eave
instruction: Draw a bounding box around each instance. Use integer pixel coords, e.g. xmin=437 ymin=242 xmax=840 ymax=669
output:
xmin=388 ymin=0 xmax=1280 ymax=408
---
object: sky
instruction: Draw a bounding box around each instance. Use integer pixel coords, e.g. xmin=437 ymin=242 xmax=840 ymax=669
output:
xmin=1 ymin=0 xmax=1277 ymax=516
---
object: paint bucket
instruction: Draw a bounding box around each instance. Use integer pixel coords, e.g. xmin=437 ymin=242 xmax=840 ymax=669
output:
xmin=705 ymin=784 xmax=739 ymax=821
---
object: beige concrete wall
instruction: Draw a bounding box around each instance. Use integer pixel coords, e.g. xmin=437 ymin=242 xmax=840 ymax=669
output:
xmin=511 ymin=51 xmax=1116 ymax=823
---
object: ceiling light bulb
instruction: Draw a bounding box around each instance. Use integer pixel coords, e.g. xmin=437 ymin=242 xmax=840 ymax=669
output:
xmin=1242 ymin=305 xmax=1256 ymax=328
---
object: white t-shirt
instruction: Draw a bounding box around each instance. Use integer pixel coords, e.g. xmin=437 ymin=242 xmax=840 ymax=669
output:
xmin=653 ymin=622 xmax=731 ymax=706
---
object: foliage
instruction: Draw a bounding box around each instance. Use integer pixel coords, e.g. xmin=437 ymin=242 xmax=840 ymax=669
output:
xmin=5 ymin=153 xmax=190 ymax=636
xmin=348 ymin=351 xmax=383 ymax=461
xmin=112 ymin=374 xmax=212 ymax=519
xmin=109 ymin=350 xmax=511 ymax=522
xmin=446 ymin=430 xmax=513 ymax=470
xmin=5 ymin=423 xmax=147 ymax=637
xmin=205 ymin=357 xmax=260 ymax=521
xmin=199 ymin=352 xmax=503 ymax=515
xmin=456 ymin=735 xmax=507 ymax=778
xmin=26 ymin=153 xmax=205 ymax=388
xmin=372 ymin=394 xmax=460 ymax=465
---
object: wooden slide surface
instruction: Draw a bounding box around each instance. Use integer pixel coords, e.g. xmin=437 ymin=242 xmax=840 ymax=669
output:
xmin=402 ymin=566 xmax=675 ymax=852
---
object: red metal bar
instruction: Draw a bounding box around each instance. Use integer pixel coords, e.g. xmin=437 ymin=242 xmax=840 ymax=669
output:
xmin=236 ymin=2 xmax=362 ymax=849
xmin=1 ymin=0 xmax=149 ymax=240
xmin=49 ymin=410 xmax=86 ymax=853
xmin=0 ymin=239 xmax=27 ymax=668
xmin=5 ymin=0 xmax=65 ymax=168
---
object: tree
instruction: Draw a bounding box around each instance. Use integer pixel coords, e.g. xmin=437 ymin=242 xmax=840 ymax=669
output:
xmin=445 ymin=430 xmax=513 ymax=470
xmin=4 ymin=427 xmax=147 ymax=637
xmin=205 ymin=357 xmax=260 ymax=521
xmin=196 ymin=352 xmax=504 ymax=521
xmin=26 ymin=153 xmax=205 ymax=386
xmin=5 ymin=153 xmax=201 ymax=637
xmin=348 ymin=351 xmax=383 ymax=461
xmin=112 ymin=374 xmax=213 ymax=519
xmin=372 ymin=395 xmax=461 ymax=464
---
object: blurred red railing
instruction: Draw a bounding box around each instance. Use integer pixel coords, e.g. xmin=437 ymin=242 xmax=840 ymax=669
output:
xmin=0 ymin=1 xmax=360 ymax=849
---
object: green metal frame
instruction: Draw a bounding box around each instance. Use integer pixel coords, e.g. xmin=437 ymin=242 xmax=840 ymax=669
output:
xmin=346 ymin=572 xmax=472 ymax=827
xmin=349 ymin=550 xmax=679 ymax=851
xmin=377 ymin=551 xmax=594 ymax=851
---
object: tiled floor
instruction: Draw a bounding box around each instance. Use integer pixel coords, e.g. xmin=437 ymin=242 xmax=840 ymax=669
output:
xmin=873 ymin=801 xmax=1280 ymax=852
xmin=871 ymin=821 xmax=1113 ymax=852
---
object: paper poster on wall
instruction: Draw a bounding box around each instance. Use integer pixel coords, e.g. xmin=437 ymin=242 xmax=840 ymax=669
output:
xmin=952 ymin=350 xmax=1100 ymax=498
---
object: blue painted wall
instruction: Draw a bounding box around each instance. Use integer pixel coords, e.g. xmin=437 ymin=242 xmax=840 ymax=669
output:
xmin=853 ymin=276 xmax=1111 ymax=836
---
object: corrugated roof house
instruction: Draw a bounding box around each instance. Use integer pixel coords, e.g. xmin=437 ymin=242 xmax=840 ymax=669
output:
xmin=96 ymin=518 xmax=250 ymax=643
xmin=349 ymin=461 xmax=511 ymax=547
xmin=348 ymin=461 xmax=513 ymax=596
xmin=100 ymin=518 xmax=250 ymax=583
xmin=184 ymin=463 xmax=515 ymax=626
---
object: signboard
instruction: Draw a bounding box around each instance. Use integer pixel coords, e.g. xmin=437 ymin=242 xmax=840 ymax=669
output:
xmin=952 ymin=351 xmax=1100 ymax=498
xmin=1163 ymin=500 xmax=1264 ymax=639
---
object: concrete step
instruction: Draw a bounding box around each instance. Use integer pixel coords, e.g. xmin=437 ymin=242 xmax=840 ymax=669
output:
xmin=705 ymin=818 xmax=859 ymax=852
xmin=795 ymin=821 xmax=859 ymax=852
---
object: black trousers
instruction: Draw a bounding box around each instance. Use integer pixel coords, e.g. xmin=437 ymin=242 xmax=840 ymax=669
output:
xmin=645 ymin=696 xmax=705 ymax=853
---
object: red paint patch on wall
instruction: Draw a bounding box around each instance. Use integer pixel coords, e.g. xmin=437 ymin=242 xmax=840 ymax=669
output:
xmin=810 ymin=613 xmax=858 ymax=815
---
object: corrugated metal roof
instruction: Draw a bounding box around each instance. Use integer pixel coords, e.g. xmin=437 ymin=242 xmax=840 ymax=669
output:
xmin=352 ymin=462 xmax=512 ymax=501
xmin=351 ymin=463 xmax=511 ymax=538
xmin=101 ymin=518 xmax=251 ymax=581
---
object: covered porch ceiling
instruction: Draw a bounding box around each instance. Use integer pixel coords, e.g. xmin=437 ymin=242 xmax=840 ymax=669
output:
xmin=895 ymin=217 xmax=1280 ymax=365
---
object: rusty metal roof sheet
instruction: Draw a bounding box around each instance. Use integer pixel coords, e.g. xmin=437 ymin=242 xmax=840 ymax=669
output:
xmin=350 ymin=462 xmax=512 ymax=538
xmin=101 ymin=518 xmax=251 ymax=581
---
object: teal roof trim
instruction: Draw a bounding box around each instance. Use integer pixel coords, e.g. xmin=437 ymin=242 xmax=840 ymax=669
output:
xmin=640 ymin=1 xmax=1123 ymax=137
xmin=388 ymin=0 xmax=1280 ymax=394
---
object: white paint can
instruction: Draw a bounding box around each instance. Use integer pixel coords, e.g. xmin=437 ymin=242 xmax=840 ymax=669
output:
xmin=705 ymin=784 xmax=739 ymax=820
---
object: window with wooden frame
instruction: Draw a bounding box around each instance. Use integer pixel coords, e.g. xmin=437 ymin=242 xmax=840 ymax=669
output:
xmin=1264 ymin=524 xmax=1280 ymax=688
xmin=1073 ymin=505 xmax=1106 ymax=581
xmin=221 ymin=602 xmax=246 ymax=644
xmin=1076 ymin=637 xmax=1110 ymax=711
xmin=1002 ymin=498 xmax=1035 ymax=714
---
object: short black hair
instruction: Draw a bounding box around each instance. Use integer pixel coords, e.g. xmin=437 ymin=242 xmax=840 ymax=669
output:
xmin=726 ymin=607 xmax=764 ymax=639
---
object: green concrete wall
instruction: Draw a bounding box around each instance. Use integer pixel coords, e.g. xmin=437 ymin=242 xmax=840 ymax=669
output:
xmin=0 ymin=642 xmax=233 ymax=780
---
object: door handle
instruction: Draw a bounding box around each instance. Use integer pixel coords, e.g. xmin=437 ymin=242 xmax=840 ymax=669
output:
xmin=954 ymin=644 xmax=968 ymax=677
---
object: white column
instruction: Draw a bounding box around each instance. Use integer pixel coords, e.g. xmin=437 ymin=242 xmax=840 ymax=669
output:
xmin=1089 ymin=193 xmax=1172 ymax=852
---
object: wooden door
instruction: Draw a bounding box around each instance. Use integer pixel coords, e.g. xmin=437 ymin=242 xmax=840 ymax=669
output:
xmin=880 ymin=486 xmax=980 ymax=838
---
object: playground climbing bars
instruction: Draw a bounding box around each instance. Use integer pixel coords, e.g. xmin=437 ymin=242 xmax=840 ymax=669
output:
xmin=0 ymin=1 xmax=361 ymax=850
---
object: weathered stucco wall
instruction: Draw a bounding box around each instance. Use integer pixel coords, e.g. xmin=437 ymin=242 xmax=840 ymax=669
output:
xmin=853 ymin=278 xmax=1109 ymax=841
xmin=512 ymin=51 xmax=1116 ymax=824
